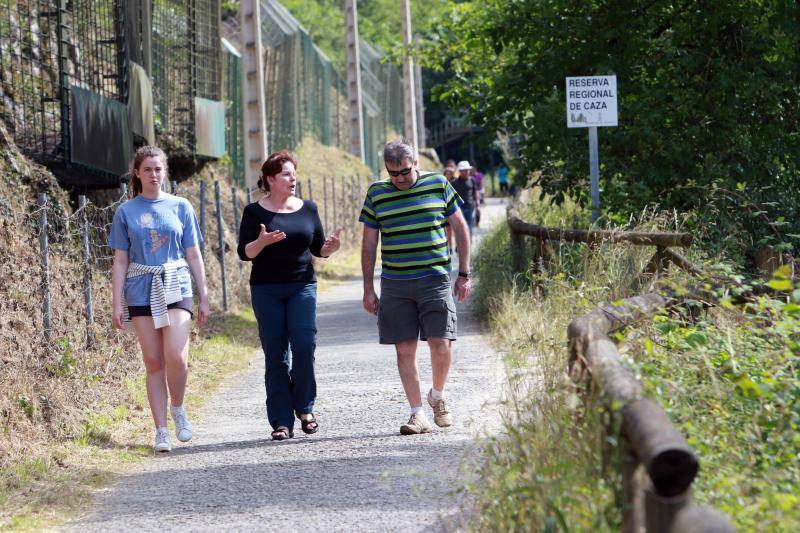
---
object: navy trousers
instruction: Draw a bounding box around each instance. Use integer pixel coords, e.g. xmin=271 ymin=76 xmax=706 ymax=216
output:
xmin=250 ymin=282 xmax=317 ymax=431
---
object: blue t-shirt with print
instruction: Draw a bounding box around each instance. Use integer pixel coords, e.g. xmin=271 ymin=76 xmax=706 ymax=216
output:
xmin=109 ymin=194 xmax=203 ymax=306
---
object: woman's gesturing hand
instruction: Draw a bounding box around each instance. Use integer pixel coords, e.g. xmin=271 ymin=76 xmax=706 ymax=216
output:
xmin=320 ymin=228 xmax=342 ymax=257
xmin=257 ymin=224 xmax=286 ymax=246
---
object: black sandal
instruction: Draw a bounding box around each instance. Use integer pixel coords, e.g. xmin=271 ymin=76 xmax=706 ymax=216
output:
xmin=271 ymin=426 xmax=293 ymax=441
xmin=298 ymin=414 xmax=319 ymax=435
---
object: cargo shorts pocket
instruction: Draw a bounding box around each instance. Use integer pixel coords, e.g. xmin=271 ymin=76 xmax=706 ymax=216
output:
xmin=419 ymin=293 xmax=457 ymax=341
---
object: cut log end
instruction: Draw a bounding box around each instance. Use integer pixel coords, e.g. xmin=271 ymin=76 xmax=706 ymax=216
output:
xmin=648 ymin=448 xmax=699 ymax=498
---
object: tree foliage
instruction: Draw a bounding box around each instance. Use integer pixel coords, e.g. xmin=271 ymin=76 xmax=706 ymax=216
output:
xmin=431 ymin=0 xmax=800 ymax=246
xmin=279 ymin=0 xmax=450 ymax=71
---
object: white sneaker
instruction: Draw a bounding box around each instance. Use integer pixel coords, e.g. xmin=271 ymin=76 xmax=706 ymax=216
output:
xmin=171 ymin=405 xmax=193 ymax=442
xmin=154 ymin=427 xmax=171 ymax=452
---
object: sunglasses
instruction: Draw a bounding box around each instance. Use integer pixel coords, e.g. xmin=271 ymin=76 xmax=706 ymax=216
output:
xmin=387 ymin=166 xmax=413 ymax=177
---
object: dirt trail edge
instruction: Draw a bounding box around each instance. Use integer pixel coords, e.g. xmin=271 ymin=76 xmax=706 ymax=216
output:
xmin=67 ymin=198 xmax=508 ymax=532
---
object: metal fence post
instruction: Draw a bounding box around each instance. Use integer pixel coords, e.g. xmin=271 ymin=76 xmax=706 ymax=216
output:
xmin=341 ymin=176 xmax=347 ymax=227
xmin=332 ymin=176 xmax=337 ymax=231
xmin=78 ymin=195 xmax=94 ymax=346
xmin=350 ymin=176 xmax=356 ymax=226
xmin=215 ymin=181 xmax=228 ymax=311
xmin=232 ymin=186 xmax=242 ymax=270
xmin=307 ymin=178 xmax=313 ymax=202
xmin=120 ymin=182 xmax=128 ymax=201
xmin=199 ymin=180 xmax=206 ymax=254
xmin=38 ymin=193 xmax=52 ymax=344
xmin=247 ymin=187 xmax=253 ymax=204
xmin=323 ymin=176 xmax=329 ymax=231
xmin=296 ymin=180 xmax=302 ymax=199
xmin=56 ymin=0 xmax=71 ymax=166
xmin=231 ymin=186 xmax=240 ymax=241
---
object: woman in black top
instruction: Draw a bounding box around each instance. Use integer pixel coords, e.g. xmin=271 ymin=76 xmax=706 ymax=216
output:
xmin=237 ymin=151 xmax=341 ymax=440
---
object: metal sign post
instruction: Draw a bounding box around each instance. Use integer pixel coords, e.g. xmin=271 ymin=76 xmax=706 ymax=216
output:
xmin=566 ymin=75 xmax=618 ymax=223
xmin=588 ymin=126 xmax=600 ymax=222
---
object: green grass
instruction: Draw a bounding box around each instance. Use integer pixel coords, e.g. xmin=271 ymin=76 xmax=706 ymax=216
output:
xmin=462 ymin=188 xmax=795 ymax=530
xmin=626 ymin=284 xmax=800 ymax=532
xmin=0 ymin=307 xmax=262 ymax=531
xmin=463 ymin=191 xmax=648 ymax=530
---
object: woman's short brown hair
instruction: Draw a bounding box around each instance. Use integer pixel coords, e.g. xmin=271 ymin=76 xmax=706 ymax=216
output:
xmin=258 ymin=150 xmax=297 ymax=192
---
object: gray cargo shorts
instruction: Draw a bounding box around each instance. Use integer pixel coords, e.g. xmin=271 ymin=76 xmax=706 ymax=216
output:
xmin=378 ymin=274 xmax=457 ymax=344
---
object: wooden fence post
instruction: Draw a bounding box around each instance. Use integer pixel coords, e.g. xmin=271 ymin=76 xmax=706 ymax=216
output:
xmin=509 ymin=223 xmax=523 ymax=273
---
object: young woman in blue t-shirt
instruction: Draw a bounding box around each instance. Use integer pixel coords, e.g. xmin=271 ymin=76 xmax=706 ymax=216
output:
xmin=109 ymin=146 xmax=209 ymax=452
xmin=237 ymin=151 xmax=341 ymax=441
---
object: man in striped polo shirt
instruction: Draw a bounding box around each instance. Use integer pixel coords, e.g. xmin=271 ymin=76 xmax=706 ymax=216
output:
xmin=360 ymin=140 xmax=472 ymax=435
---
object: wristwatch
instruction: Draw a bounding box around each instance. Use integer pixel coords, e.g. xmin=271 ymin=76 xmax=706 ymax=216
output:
xmin=458 ymin=271 xmax=470 ymax=280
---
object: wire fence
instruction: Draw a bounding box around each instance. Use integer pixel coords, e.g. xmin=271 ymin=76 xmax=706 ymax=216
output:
xmin=1 ymin=0 xmax=403 ymax=188
xmin=0 ymin=0 xmax=224 ymax=186
xmin=233 ymin=0 xmax=405 ymax=174
xmin=27 ymin=174 xmax=370 ymax=348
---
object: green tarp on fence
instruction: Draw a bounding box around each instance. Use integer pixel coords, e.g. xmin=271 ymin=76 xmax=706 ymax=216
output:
xmin=195 ymin=97 xmax=226 ymax=158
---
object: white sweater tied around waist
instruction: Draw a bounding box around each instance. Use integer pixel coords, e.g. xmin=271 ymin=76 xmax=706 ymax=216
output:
xmin=122 ymin=258 xmax=189 ymax=329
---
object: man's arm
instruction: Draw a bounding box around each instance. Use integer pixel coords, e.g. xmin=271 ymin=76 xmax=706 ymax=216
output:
xmin=447 ymin=209 xmax=472 ymax=302
xmin=361 ymin=225 xmax=380 ymax=314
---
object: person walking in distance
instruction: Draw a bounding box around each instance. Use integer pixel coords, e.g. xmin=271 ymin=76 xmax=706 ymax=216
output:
xmin=110 ymin=145 xmax=209 ymax=453
xmin=497 ymin=164 xmax=509 ymax=195
xmin=452 ymin=161 xmax=479 ymax=239
xmin=360 ymin=140 xmax=472 ymax=435
xmin=238 ymin=151 xmax=341 ymax=441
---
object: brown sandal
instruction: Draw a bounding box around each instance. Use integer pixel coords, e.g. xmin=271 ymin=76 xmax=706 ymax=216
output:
xmin=271 ymin=426 xmax=293 ymax=441
xmin=299 ymin=415 xmax=318 ymax=435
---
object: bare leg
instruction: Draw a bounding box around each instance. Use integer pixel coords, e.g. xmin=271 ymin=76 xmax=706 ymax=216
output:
xmin=427 ymin=338 xmax=452 ymax=392
xmin=132 ymin=317 xmax=166 ymax=428
xmin=162 ymin=309 xmax=192 ymax=407
xmin=395 ymin=339 xmax=421 ymax=407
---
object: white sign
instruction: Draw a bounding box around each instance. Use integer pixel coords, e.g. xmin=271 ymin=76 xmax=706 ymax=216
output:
xmin=566 ymin=75 xmax=618 ymax=128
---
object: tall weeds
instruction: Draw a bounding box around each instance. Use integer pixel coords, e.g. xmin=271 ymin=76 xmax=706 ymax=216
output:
xmin=465 ymin=190 xmax=687 ymax=530
xmin=466 ymin=189 xmax=797 ymax=530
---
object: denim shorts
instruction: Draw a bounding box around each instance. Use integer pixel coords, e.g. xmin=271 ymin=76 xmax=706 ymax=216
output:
xmin=378 ymin=274 xmax=457 ymax=344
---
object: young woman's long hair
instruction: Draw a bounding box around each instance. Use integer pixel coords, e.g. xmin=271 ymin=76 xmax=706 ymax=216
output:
xmin=129 ymin=145 xmax=168 ymax=198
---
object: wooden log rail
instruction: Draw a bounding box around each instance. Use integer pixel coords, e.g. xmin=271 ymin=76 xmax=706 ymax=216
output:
xmin=504 ymin=211 xmax=733 ymax=530
xmin=568 ymin=296 xmax=734 ymax=532
xmin=506 ymin=208 xmax=702 ymax=278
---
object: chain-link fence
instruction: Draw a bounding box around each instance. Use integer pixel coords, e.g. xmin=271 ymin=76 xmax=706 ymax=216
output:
xmin=1 ymin=0 xmax=403 ymax=189
xmin=0 ymin=0 xmax=224 ymax=186
xmin=257 ymin=0 xmax=404 ymax=174
xmin=222 ymin=38 xmax=245 ymax=188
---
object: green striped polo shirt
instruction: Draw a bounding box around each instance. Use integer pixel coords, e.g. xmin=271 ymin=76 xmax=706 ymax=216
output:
xmin=359 ymin=172 xmax=463 ymax=280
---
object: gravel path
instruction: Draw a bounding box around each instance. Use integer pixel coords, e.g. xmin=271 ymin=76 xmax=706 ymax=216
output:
xmin=67 ymin=199 xmax=508 ymax=532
